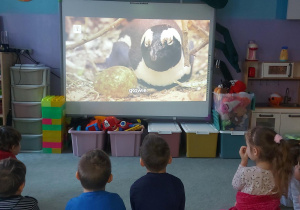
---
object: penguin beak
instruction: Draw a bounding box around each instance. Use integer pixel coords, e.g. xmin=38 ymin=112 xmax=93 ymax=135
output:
xmin=150 ymin=41 xmax=163 ymax=61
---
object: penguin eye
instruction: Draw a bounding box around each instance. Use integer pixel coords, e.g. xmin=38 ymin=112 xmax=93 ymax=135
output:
xmin=161 ymin=37 xmax=173 ymax=46
xmin=167 ymin=37 xmax=173 ymax=45
xmin=144 ymin=38 xmax=151 ymax=47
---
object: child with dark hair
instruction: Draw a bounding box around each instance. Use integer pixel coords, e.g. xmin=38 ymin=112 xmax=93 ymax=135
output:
xmin=230 ymin=126 xmax=294 ymax=210
xmin=0 ymin=126 xmax=22 ymax=160
xmin=65 ymin=149 xmax=125 ymax=210
xmin=0 ymin=158 xmax=39 ymax=209
xmin=130 ymin=134 xmax=185 ymax=210
xmin=281 ymin=139 xmax=300 ymax=209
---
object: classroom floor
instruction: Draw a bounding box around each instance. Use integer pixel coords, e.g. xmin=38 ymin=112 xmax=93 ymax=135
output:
xmin=17 ymin=151 xmax=293 ymax=210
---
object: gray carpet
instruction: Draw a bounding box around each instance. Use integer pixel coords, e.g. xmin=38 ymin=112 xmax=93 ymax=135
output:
xmin=18 ymin=152 xmax=293 ymax=210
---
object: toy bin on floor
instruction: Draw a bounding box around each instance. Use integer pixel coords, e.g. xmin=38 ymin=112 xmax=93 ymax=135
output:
xmin=108 ymin=129 xmax=143 ymax=157
xmin=181 ymin=123 xmax=219 ymax=158
xmin=69 ymin=128 xmax=106 ymax=157
xmin=148 ymin=122 xmax=182 ymax=157
xmin=219 ymin=131 xmax=246 ymax=159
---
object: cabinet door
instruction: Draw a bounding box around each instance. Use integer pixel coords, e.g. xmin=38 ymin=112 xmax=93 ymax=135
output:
xmin=279 ymin=113 xmax=300 ymax=135
xmin=251 ymin=112 xmax=281 ymax=133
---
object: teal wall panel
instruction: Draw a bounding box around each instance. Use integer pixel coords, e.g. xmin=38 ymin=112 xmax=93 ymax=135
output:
xmin=0 ymin=0 xmax=59 ymax=14
xmin=216 ymin=0 xmax=278 ymax=19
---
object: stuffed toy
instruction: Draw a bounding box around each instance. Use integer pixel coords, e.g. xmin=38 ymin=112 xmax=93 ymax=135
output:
xmin=229 ymin=80 xmax=246 ymax=93
xmin=269 ymin=93 xmax=282 ymax=107
xmin=102 ymin=116 xmax=120 ymax=131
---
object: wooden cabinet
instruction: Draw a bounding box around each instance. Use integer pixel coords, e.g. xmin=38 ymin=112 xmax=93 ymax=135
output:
xmin=251 ymin=108 xmax=300 ymax=136
xmin=243 ymin=61 xmax=300 ymax=105
xmin=0 ymin=52 xmax=15 ymax=125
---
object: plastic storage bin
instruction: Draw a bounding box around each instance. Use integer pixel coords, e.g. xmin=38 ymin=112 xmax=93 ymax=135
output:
xmin=11 ymin=85 xmax=49 ymax=102
xmin=219 ymin=131 xmax=246 ymax=158
xmin=108 ymin=129 xmax=143 ymax=157
xmin=69 ymin=128 xmax=106 ymax=157
xmin=13 ymin=118 xmax=42 ymax=135
xmin=181 ymin=123 xmax=219 ymax=158
xmin=12 ymin=102 xmax=41 ymax=118
xmin=20 ymin=134 xmax=42 ymax=151
xmin=213 ymin=92 xmax=254 ymax=131
xmin=10 ymin=64 xmax=50 ymax=85
xmin=148 ymin=122 xmax=182 ymax=157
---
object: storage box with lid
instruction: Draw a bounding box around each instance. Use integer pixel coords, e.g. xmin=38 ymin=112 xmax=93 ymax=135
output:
xmin=181 ymin=123 xmax=219 ymax=158
xmin=219 ymin=131 xmax=246 ymax=159
xmin=10 ymin=64 xmax=50 ymax=85
xmin=148 ymin=122 xmax=182 ymax=157
xmin=69 ymin=128 xmax=106 ymax=157
xmin=108 ymin=129 xmax=143 ymax=157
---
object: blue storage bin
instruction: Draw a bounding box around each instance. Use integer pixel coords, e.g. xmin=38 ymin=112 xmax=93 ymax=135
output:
xmin=219 ymin=131 xmax=246 ymax=159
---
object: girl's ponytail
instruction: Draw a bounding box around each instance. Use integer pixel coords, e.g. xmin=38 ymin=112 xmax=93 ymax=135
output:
xmin=271 ymin=137 xmax=293 ymax=196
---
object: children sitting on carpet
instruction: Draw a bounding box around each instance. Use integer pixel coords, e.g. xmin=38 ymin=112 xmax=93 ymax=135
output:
xmin=0 ymin=126 xmax=22 ymax=160
xmin=230 ymin=126 xmax=294 ymax=210
xmin=0 ymin=158 xmax=40 ymax=209
xmin=65 ymin=149 xmax=126 ymax=210
xmin=130 ymin=134 xmax=185 ymax=210
xmin=280 ymin=139 xmax=300 ymax=209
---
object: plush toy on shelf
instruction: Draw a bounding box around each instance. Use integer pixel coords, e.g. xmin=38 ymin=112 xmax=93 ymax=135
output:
xmin=269 ymin=93 xmax=282 ymax=107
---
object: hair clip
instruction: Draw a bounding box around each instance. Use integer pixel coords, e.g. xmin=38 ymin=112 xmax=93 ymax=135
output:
xmin=274 ymin=134 xmax=282 ymax=144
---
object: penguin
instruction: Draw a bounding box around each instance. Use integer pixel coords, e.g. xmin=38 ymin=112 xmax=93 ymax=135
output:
xmin=102 ymin=19 xmax=193 ymax=89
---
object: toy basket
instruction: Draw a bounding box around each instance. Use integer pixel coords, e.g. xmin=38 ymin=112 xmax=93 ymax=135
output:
xmin=213 ymin=92 xmax=255 ymax=131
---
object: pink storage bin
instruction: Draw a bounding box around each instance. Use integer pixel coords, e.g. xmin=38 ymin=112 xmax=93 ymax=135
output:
xmin=12 ymin=102 xmax=42 ymax=118
xmin=108 ymin=129 xmax=143 ymax=157
xmin=148 ymin=122 xmax=182 ymax=157
xmin=68 ymin=128 xmax=106 ymax=157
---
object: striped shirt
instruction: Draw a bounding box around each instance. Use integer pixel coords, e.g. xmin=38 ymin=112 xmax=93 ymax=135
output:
xmin=0 ymin=195 xmax=39 ymax=210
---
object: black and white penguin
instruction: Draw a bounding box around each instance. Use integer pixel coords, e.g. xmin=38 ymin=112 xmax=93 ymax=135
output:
xmin=103 ymin=19 xmax=193 ymax=89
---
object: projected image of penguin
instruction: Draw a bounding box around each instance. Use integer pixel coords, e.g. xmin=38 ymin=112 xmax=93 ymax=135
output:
xmin=103 ymin=19 xmax=193 ymax=89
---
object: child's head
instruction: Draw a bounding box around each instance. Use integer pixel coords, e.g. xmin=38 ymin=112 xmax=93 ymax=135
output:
xmin=140 ymin=134 xmax=171 ymax=173
xmin=245 ymin=126 xmax=294 ymax=196
xmin=76 ymin=149 xmax=112 ymax=191
xmin=0 ymin=158 xmax=26 ymax=197
xmin=0 ymin=126 xmax=22 ymax=155
xmin=286 ymin=139 xmax=300 ymax=181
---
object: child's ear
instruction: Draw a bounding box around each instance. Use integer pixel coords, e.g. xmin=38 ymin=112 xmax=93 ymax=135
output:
xmin=168 ymin=156 xmax=172 ymax=164
xmin=253 ymin=147 xmax=259 ymax=157
xmin=16 ymin=182 xmax=25 ymax=195
xmin=140 ymin=158 xmax=145 ymax=167
xmin=75 ymin=171 xmax=80 ymax=180
xmin=107 ymin=174 xmax=113 ymax=183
